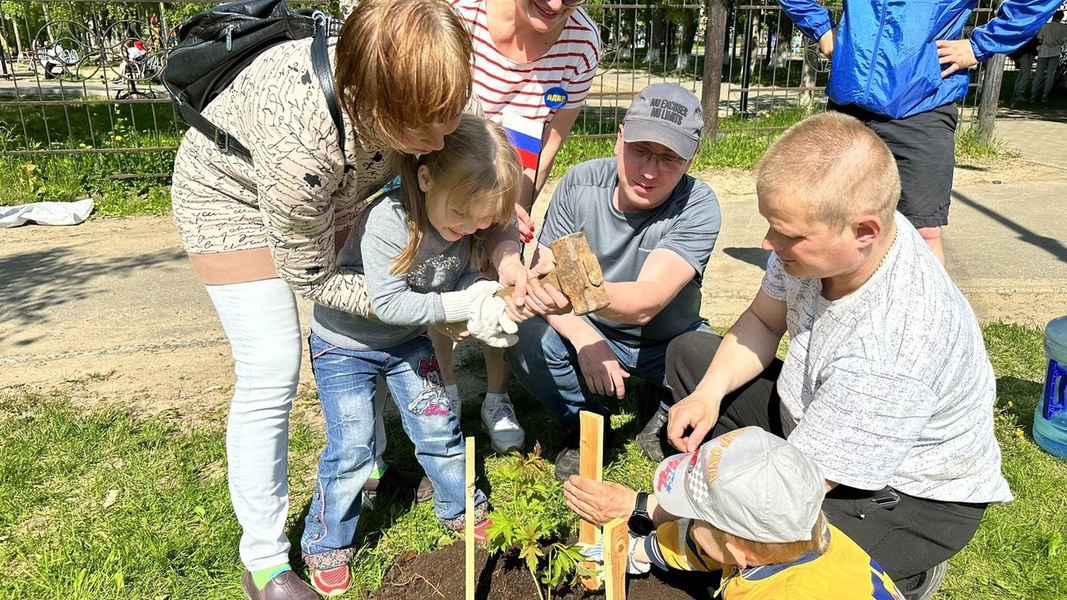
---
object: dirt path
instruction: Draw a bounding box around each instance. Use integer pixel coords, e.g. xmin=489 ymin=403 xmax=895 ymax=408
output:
xmin=2 ymin=158 xmax=1065 ymax=421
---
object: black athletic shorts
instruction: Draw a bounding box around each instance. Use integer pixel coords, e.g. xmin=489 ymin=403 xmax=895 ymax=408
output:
xmin=828 ymin=101 xmax=958 ymax=229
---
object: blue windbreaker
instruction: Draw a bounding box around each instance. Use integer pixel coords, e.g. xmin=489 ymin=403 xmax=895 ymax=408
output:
xmin=779 ymin=0 xmax=1062 ymax=118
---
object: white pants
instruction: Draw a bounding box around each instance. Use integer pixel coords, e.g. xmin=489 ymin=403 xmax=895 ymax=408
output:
xmin=206 ymin=279 xmax=302 ymax=571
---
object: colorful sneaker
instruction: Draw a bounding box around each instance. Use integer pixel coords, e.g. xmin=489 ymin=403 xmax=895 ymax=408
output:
xmin=309 ymin=564 xmax=351 ymax=597
xmin=441 ymin=502 xmax=492 ymax=543
xmin=481 ymin=395 xmax=525 ymax=453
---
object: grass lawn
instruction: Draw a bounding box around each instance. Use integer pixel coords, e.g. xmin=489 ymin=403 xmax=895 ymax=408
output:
xmin=2 ymin=323 xmax=1065 ymax=599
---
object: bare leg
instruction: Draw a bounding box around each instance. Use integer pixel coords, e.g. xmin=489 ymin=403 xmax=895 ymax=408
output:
xmin=428 ymin=325 xmax=456 ymax=386
xmin=917 ymin=226 xmax=945 ymax=266
xmin=483 ymin=343 xmax=510 ymax=394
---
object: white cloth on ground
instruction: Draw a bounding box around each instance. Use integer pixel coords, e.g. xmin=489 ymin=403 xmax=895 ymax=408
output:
xmin=0 ymin=198 xmax=93 ymax=228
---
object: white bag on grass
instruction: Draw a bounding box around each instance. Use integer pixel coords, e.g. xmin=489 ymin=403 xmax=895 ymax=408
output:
xmin=0 ymin=198 xmax=94 ymax=228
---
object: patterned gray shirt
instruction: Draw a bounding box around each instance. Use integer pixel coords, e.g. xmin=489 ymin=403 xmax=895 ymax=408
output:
xmin=764 ymin=213 xmax=1013 ymax=503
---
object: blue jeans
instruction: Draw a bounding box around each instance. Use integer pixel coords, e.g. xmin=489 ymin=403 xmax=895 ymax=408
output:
xmin=505 ymin=316 xmax=711 ymax=431
xmin=301 ymin=332 xmax=483 ymax=567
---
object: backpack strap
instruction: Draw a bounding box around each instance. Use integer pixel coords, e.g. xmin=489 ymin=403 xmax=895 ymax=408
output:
xmin=311 ymin=12 xmax=346 ymax=158
xmin=177 ymin=100 xmax=254 ymax=162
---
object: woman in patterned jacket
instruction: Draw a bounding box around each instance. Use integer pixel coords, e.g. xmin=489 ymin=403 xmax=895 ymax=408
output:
xmin=170 ymin=0 xmax=521 ymax=598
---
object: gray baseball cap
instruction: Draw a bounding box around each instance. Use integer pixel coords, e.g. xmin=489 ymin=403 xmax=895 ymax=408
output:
xmin=623 ymin=83 xmax=703 ymax=160
xmin=653 ymin=427 xmax=826 ymax=544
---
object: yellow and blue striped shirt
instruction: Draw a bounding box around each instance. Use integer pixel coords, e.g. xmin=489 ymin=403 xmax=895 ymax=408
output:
xmin=645 ymin=520 xmax=903 ymax=599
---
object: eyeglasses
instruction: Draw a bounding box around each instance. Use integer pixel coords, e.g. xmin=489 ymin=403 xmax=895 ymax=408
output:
xmin=625 ymin=142 xmax=688 ymax=168
xmin=562 ymin=0 xmax=586 ymax=6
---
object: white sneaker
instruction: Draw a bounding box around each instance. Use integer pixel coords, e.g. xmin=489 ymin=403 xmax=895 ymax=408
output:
xmin=481 ymin=395 xmax=525 ymax=453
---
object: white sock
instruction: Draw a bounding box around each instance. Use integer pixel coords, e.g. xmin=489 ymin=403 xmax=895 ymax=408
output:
xmin=484 ymin=392 xmax=510 ymax=405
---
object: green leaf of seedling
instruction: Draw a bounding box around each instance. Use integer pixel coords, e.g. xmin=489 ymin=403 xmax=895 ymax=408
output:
xmin=522 ymin=522 xmax=543 ymax=543
xmin=574 ymin=562 xmax=599 ymax=578
xmin=521 ymin=545 xmax=542 ymax=575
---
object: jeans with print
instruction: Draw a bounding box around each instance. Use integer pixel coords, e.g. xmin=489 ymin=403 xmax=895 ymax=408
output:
xmin=301 ymin=332 xmax=484 ymax=568
xmin=504 ymin=316 xmax=711 ymax=431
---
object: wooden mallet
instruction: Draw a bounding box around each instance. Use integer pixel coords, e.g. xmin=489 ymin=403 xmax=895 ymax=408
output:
xmin=497 ymin=231 xmax=609 ymax=315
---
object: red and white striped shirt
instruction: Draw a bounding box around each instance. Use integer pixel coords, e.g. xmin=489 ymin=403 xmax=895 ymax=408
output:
xmin=453 ymin=0 xmax=601 ymax=125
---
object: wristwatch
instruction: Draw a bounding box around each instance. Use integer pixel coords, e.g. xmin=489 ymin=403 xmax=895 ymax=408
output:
xmin=627 ymin=491 xmax=655 ymax=536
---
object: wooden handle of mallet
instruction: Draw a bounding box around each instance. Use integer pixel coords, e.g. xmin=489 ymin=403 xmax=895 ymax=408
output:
xmin=495 ymin=270 xmax=561 ymax=300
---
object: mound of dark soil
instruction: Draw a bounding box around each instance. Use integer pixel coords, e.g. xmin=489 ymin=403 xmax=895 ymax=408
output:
xmin=369 ymin=541 xmax=718 ymax=600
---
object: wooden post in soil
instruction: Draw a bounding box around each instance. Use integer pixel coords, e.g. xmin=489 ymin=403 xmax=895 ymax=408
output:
xmin=603 ymin=518 xmax=628 ymax=600
xmin=578 ymin=411 xmax=605 ymax=590
xmin=465 ymin=436 xmax=475 ymax=600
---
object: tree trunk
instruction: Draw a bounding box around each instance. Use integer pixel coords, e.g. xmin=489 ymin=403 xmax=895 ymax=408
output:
xmin=13 ymin=21 xmax=24 ymax=57
xmin=701 ymin=0 xmax=729 ymax=140
xmin=675 ymin=8 xmax=698 ymax=72
xmin=618 ymin=4 xmax=634 ymax=63
xmin=645 ymin=4 xmax=666 ymax=66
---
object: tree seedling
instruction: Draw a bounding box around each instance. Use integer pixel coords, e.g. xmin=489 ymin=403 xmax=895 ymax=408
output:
xmin=484 ymin=443 xmax=597 ymax=600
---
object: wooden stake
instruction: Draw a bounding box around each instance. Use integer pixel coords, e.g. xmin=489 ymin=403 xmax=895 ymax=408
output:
xmin=578 ymin=411 xmax=605 ymax=590
xmin=603 ymin=518 xmax=628 ymax=600
xmin=465 ymin=436 xmax=475 ymax=600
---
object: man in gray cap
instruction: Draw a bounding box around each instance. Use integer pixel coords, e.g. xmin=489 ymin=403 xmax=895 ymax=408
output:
xmin=505 ymin=83 xmax=722 ymax=480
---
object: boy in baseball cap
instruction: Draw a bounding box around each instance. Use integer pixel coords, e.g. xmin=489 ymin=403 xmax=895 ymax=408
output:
xmin=631 ymin=427 xmax=903 ymax=598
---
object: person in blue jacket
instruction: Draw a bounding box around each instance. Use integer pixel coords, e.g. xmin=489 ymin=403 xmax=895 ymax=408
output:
xmin=779 ymin=0 xmax=1060 ymax=265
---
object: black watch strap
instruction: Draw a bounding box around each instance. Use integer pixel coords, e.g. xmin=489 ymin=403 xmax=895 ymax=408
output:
xmin=634 ymin=491 xmax=649 ymax=514
xmin=628 ymin=491 xmax=655 ymax=536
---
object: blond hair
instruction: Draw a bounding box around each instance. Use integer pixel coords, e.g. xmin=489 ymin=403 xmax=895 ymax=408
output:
xmin=335 ymin=0 xmax=473 ymax=150
xmin=392 ymin=114 xmax=522 ymax=274
xmin=708 ymin=512 xmax=830 ymax=565
xmin=756 ymin=112 xmax=901 ymax=229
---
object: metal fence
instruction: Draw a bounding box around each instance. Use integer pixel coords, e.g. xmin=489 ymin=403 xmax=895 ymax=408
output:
xmin=0 ymin=0 xmax=189 ymax=179
xmin=579 ymin=0 xmax=1005 ymax=138
xmin=0 ymin=0 xmax=1009 ymax=179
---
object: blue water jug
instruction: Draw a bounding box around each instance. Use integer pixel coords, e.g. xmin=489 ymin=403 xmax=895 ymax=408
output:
xmin=1034 ymin=315 xmax=1067 ymax=459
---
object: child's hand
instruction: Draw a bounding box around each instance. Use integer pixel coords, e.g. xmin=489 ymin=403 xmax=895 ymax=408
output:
xmin=467 ymin=292 xmax=519 ymax=348
xmin=523 ymin=275 xmax=571 ymax=316
xmin=503 ymin=296 xmax=536 ymax=324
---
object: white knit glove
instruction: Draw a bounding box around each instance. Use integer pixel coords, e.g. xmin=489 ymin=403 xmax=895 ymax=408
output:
xmin=578 ymin=534 xmax=650 ymax=575
xmin=467 ymin=293 xmax=519 ymax=348
xmin=465 ymin=278 xmax=504 ymax=297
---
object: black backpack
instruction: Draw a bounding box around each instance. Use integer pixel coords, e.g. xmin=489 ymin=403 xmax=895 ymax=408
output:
xmin=161 ymin=0 xmax=345 ymax=162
